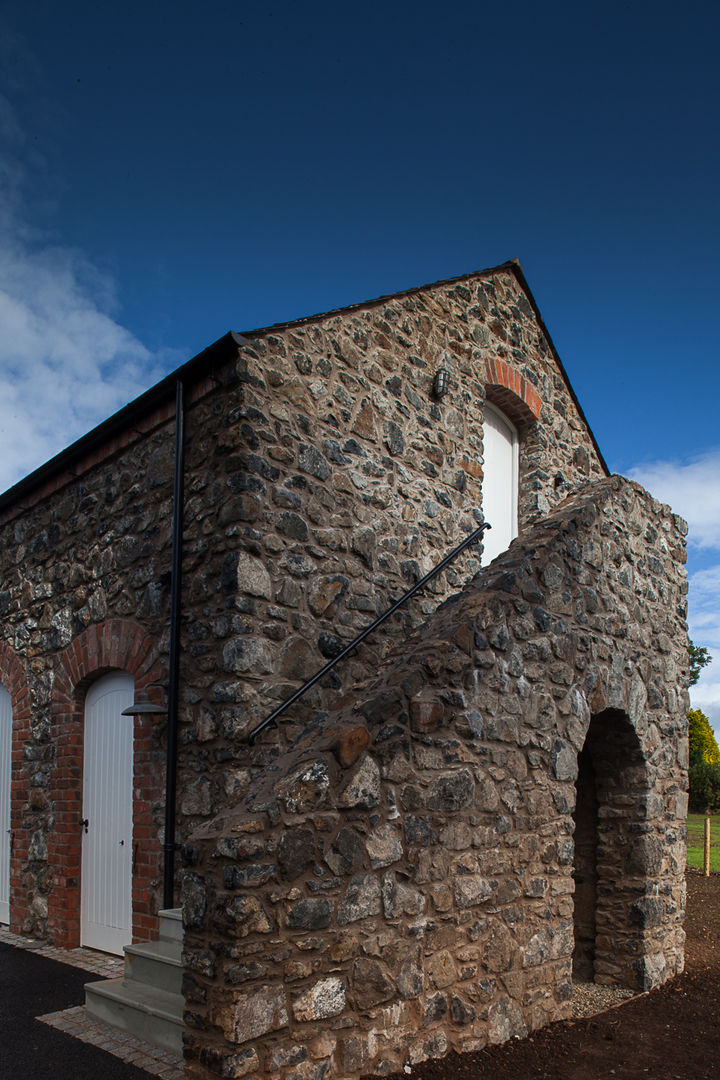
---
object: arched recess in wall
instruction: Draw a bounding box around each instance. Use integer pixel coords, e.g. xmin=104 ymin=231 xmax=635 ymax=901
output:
xmin=0 ymin=643 xmax=31 ymax=934
xmin=573 ymin=708 xmax=656 ymax=990
xmin=49 ymin=620 xmax=164 ymax=950
xmin=482 ymin=360 xmax=541 ymax=565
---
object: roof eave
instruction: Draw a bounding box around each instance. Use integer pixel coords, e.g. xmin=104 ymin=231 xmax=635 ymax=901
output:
xmin=0 ymin=331 xmax=243 ymax=516
xmin=0 ymin=258 xmax=609 ymax=515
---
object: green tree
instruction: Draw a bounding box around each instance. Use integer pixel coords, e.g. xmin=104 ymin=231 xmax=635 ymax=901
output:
xmin=688 ymin=759 xmax=720 ymax=813
xmin=689 ymin=641 xmax=712 ymax=686
xmin=688 ymin=708 xmax=720 ymax=765
xmin=688 ymin=708 xmax=720 ymax=812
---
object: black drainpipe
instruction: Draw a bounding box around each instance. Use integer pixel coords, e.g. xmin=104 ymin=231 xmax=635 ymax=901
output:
xmin=163 ymin=378 xmax=185 ymax=910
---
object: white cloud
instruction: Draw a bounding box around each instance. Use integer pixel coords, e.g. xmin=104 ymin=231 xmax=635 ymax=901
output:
xmin=627 ymin=453 xmax=720 ymax=549
xmin=688 ymin=566 xmax=720 ymax=740
xmin=689 ymin=566 xmax=720 ymax=651
xmin=0 ymin=103 xmax=182 ymax=493
xmin=691 ymin=680 xmax=720 ymax=709
xmin=690 ymin=680 xmax=720 ymax=743
xmin=702 ymin=705 xmax=720 ymax=744
xmin=628 ymin=454 xmax=720 ymax=740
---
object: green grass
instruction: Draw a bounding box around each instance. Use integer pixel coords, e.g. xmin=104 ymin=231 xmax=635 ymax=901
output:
xmin=687 ymin=813 xmax=720 ymax=872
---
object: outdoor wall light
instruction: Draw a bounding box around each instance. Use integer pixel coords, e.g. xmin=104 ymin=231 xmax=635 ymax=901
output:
xmin=121 ymin=689 xmax=167 ymax=716
xmin=433 ymin=367 xmax=450 ymax=398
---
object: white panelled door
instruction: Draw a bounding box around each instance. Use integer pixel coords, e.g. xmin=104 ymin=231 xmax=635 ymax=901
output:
xmin=0 ymin=684 xmax=11 ymax=924
xmin=480 ymin=403 xmax=518 ymax=565
xmin=81 ymin=671 xmax=134 ymax=954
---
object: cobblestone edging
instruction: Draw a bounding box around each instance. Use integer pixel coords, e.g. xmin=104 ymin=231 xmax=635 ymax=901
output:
xmin=39 ymin=1007 xmax=185 ymax=1080
xmin=0 ymin=927 xmax=184 ymax=1079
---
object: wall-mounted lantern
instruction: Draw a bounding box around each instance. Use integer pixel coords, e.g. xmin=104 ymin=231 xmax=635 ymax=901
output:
xmin=433 ymin=368 xmax=451 ymax=399
xmin=121 ymin=690 xmax=167 ymax=716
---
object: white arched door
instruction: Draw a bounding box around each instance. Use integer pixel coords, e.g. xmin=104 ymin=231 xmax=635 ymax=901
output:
xmin=0 ymin=684 xmax=11 ymax=924
xmin=81 ymin=671 xmax=134 ymax=954
xmin=481 ymin=403 xmax=518 ymax=565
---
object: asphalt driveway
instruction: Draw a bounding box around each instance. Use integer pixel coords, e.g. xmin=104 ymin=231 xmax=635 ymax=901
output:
xmin=0 ymin=941 xmax=156 ymax=1079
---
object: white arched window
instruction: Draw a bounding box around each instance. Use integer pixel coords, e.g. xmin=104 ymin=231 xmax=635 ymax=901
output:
xmin=480 ymin=402 xmax=518 ymax=565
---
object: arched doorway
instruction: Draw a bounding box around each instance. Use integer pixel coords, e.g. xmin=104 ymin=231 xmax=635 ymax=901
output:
xmin=50 ymin=620 xmax=164 ymax=950
xmin=572 ymin=708 xmax=651 ymax=989
xmin=81 ymin=671 xmax=134 ymax=954
xmin=481 ymin=403 xmax=518 ymax=565
xmin=0 ymin=684 xmax=11 ymax=924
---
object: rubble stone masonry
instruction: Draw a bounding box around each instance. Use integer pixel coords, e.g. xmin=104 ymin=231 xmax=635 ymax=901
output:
xmin=182 ymin=477 xmax=689 ymax=1080
xmin=0 ymin=263 xmax=689 ymax=1077
xmin=3 ymin=261 xmax=607 ymax=942
xmin=176 ymin=266 xmax=606 ymax=805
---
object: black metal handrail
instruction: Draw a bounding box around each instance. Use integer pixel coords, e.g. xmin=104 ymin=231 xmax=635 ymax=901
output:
xmin=246 ymin=520 xmax=491 ymax=744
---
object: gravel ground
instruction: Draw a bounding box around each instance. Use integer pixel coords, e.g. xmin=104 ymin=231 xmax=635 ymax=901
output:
xmin=571 ymin=980 xmax=635 ymax=1018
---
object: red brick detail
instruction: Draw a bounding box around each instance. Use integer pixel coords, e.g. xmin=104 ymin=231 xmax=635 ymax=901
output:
xmin=0 ymin=644 xmax=31 ymax=935
xmin=48 ymin=621 xmax=165 ymax=949
xmin=485 ymin=358 xmax=542 ymax=426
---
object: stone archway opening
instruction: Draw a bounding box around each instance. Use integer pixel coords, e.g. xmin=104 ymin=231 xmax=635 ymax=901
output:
xmin=572 ymin=708 xmax=652 ymax=989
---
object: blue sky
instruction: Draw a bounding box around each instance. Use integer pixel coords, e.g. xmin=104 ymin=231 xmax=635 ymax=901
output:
xmin=1 ymin=1 xmax=720 ymax=730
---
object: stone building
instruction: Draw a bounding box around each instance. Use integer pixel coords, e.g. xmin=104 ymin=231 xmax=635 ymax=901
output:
xmin=0 ymin=260 xmax=689 ymax=1077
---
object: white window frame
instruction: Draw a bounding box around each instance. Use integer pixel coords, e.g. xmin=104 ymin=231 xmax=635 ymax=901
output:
xmin=480 ymin=401 xmax=519 ymax=566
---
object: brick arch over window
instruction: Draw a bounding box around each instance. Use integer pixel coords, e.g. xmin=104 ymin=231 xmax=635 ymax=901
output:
xmin=0 ymin=643 xmax=31 ymax=934
xmin=48 ymin=620 xmax=164 ymax=948
xmin=485 ymin=358 xmax=542 ymax=427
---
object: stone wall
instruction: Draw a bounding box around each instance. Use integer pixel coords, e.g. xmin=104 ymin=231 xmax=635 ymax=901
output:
xmin=0 ymin=409 xmax=179 ymax=941
xmin=0 ymin=261 xmax=619 ymax=949
xmin=0 ymin=264 xmax=691 ymax=1078
xmin=175 ymin=264 xmax=606 ymax=834
xmin=181 ymin=476 xmax=689 ymax=1080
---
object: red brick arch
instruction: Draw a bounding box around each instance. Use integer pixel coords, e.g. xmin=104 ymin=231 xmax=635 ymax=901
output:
xmin=0 ymin=643 xmax=31 ymax=934
xmin=485 ymin=358 xmax=542 ymax=426
xmin=48 ymin=620 xmax=165 ymax=948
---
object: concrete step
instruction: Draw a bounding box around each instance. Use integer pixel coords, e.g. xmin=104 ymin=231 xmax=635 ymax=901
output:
xmin=124 ymin=938 xmax=183 ymax=995
xmin=84 ymin=909 xmax=185 ymax=1053
xmin=85 ymin=976 xmax=184 ymax=1054
xmin=158 ymin=908 xmax=183 ymax=945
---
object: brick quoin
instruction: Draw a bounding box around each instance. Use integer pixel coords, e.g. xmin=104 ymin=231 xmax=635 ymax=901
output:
xmin=485 ymin=357 xmax=543 ymax=426
xmin=48 ymin=620 xmax=165 ymax=949
xmin=0 ymin=643 xmax=31 ymax=935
